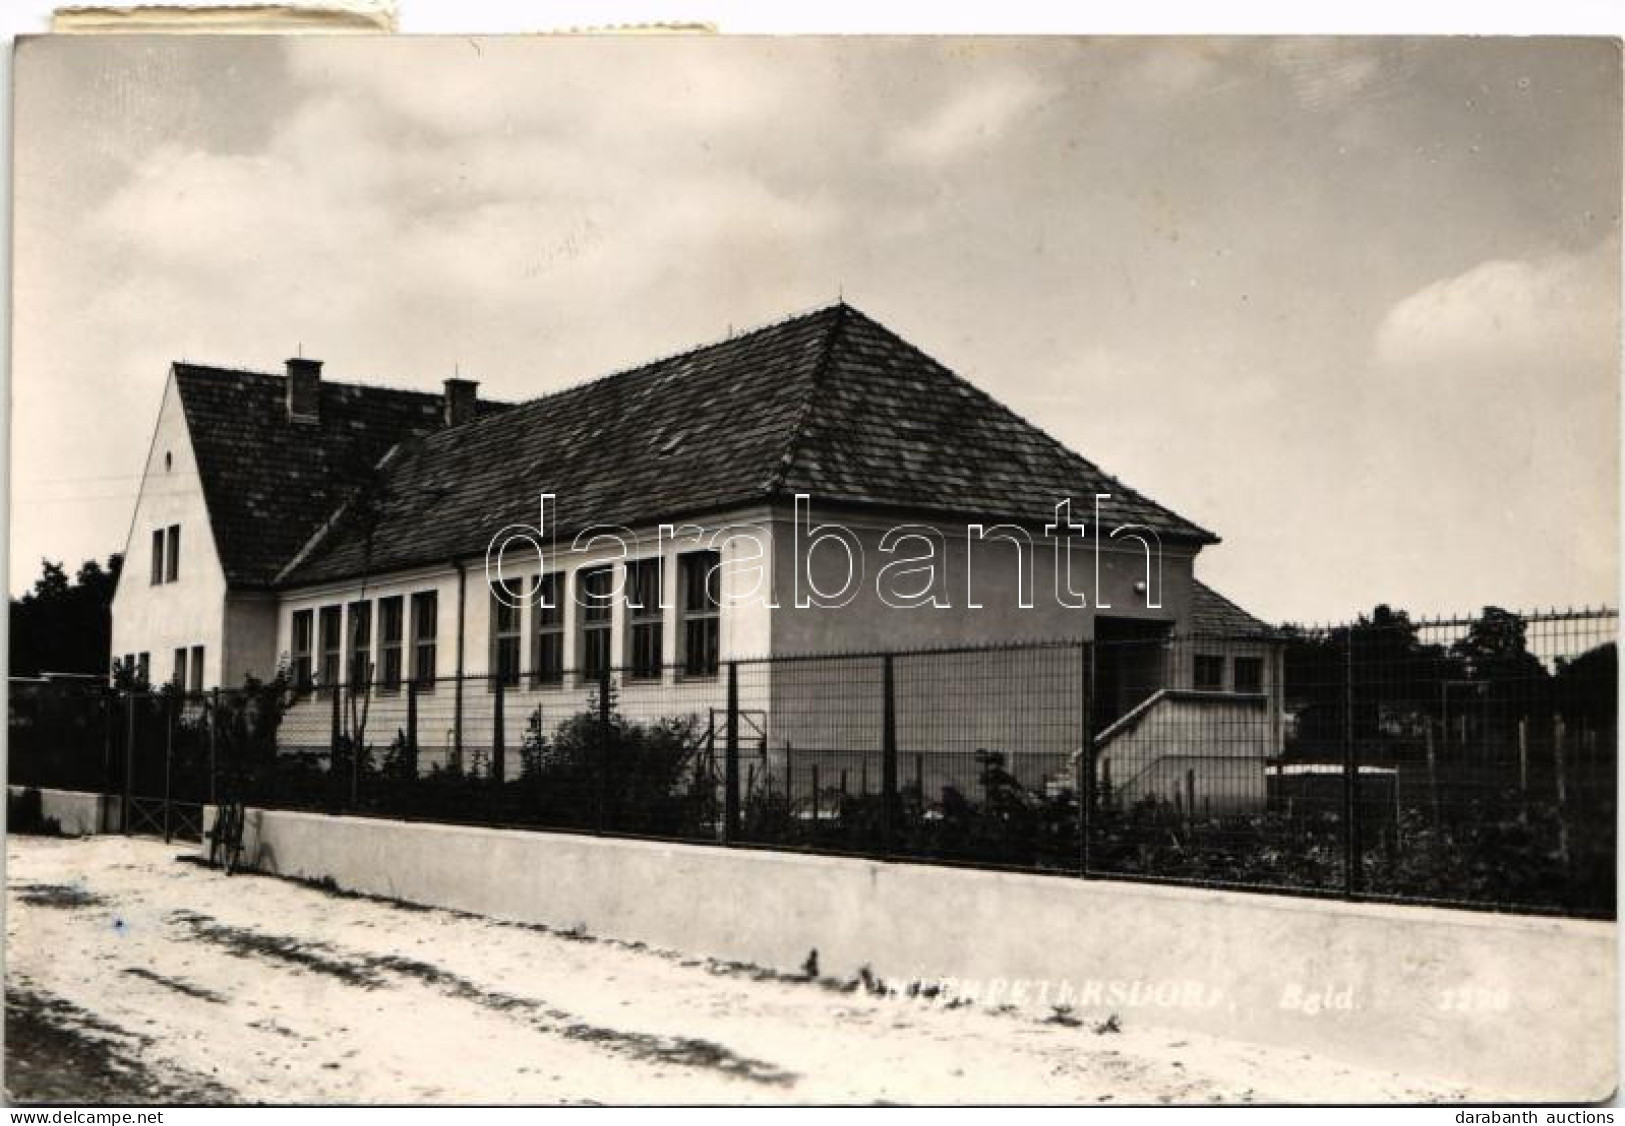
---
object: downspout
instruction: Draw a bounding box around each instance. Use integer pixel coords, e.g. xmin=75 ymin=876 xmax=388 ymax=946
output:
xmin=453 ymin=559 xmax=467 ymax=771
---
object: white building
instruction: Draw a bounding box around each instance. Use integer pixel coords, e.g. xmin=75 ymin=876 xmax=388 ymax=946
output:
xmin=111 ymin=303 xmax=1281 ymax=790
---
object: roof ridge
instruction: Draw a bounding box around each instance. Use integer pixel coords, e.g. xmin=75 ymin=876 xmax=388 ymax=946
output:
xmin=172 ymin=362 xmax=490 ymax=405
xmin=766 ymin=301 xmax=849 ymax=495
xmin=396 ymin=301 xmax=850 ymax=460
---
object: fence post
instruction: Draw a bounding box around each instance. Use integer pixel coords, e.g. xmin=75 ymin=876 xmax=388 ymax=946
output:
xmin=122 ymin=695 xmax=134 ymax=836
xmin=1343 ymin=631 xmax=1361 ymax=897
xmin=453 ymin=673 xmax=465 ymax=775
xmin=102 ymin=692 xmax=115 ymax=796
xmin=208 ymin=687 xmax=220 ymax=807
xmin=163 ymin=695 xmax=175 ymax=843
xmin=597 ymin=665 xmax=612 ymax=834
xmin=1079 ymin=639 xmax=1095 ymax=877
xmin=349 ymin=684 xmax=362 ymax=809
xmin=881 ymin=654 xmax=897 ymax=856
xmin=492 ymin=678 xmax=506 ymax=785
xmin=1517 ymin=717 xmax=1529 ymax=825
xmin=724 ymin=661 xmax=740 ymax=843
xmin=1425 ymin=717 xmax=1440 ymax=828
xmin=329 ymin=682 xmax=341 ymax=754
xmin=1554 ymin=713 xmax=1571 ymax=868
xmin=406 ymin=679 xmax=419 ymax=775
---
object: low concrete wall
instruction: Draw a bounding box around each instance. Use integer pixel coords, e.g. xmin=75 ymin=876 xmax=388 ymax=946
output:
xmin=8 ymin=786 xmax=122 ymax=836
xmin=210 ymin=806 xmax=1616 ymax=1102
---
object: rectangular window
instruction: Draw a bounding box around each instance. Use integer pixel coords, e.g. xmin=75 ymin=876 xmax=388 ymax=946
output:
xmin=1194 ymin=654 xmax=1225 ymax=692
xmin=577 ymin=566 xmax=613 ymax=679
xmin=165 ymin=525 xmax=180 ymax=583
xmin=347 ymin=601 xmax=373 ymax=688
xmin=411 ymin=591 xmax=438 ymax=688
xmin=678 ymin=550 xmax=721 ymax=678
xmin=172 ymin=647 xmax=188 ymax=688
xmin=378 ymin=596 xmax=404 ymax=693
xmin=625 ymin=557 xmax=664 ymax=680
xmin=291 ymin=609 xmax=314 ymax=691
xmin=150 ymin=529 xmax=164 ymax=585
xmin=189 ymin=645 xmax=204 ymax=693
xmin=530 ymin=573 xmax=565 ymax=687
xmin=1233 ymin=656 xmax=1264 ymax=695
xmin=318 ymin=605 xmax=343 ymax=692
xmin=489 ymin=584 xmax=522 ymax=689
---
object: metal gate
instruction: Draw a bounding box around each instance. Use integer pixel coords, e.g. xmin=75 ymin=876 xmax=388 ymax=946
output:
xmin=119 ymin=692 xmax=213 ymax=842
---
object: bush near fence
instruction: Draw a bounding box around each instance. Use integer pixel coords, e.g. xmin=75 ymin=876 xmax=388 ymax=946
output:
xmin=8 ymin=605 xmax=1616 ymax=917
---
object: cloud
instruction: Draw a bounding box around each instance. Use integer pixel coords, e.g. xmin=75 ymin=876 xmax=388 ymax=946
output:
xmin=891 ymin=73 xmax=1050 ymax=163
xmin=1374 ymin=243 xmax=1618 ymax=373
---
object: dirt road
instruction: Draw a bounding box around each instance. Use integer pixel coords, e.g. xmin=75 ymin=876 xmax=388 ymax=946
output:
xmin=6 ymin=834 xmax=1462 ymax=1104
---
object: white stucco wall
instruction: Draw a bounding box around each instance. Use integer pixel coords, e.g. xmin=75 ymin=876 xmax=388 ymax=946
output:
xmin=208 ymin=808 xmax=1618 ymax=1102
xmin=109 ymin=372 xmax=229 ymax=688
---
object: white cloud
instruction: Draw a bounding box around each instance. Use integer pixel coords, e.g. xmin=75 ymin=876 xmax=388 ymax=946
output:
xmin=891 ymin=73 xmax=1049 ymax=163
xmin=1374 ymin=243 xmax=1618 ymax=373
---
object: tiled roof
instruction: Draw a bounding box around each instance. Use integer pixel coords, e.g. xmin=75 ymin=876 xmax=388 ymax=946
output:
xmin=172 ymin=364 xmax=509 ymax=588
xmin=284 ymin=303 xmax=1216 ymax=586
xmin=1189 ymin=579 xmax=1278 ymax=638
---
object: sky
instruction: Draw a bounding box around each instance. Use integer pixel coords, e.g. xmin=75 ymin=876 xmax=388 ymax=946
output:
xmin=9 ymin=35 xmax=1620 ymax=623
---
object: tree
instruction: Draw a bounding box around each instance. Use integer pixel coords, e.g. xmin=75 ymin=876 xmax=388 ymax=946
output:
xmin=9 ymin=555 xmax=123 ymax=677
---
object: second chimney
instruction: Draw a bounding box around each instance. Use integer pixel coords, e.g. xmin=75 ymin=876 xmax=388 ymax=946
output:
xmin=286 ymin=357 xmax=322 ymax=422
xmin=443 ymin=377 xmax=479 ymax=428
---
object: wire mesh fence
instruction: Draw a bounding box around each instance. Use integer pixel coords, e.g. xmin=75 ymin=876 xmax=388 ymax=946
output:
xmin=7 ymin=605 xmax=1616 ymax=917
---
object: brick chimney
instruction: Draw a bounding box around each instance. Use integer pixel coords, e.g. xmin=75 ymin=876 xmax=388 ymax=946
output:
xmin=443 ymin=377 xmax=479 ymax=428
xmin=286 ymin=357 xmax=322 ymax=422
